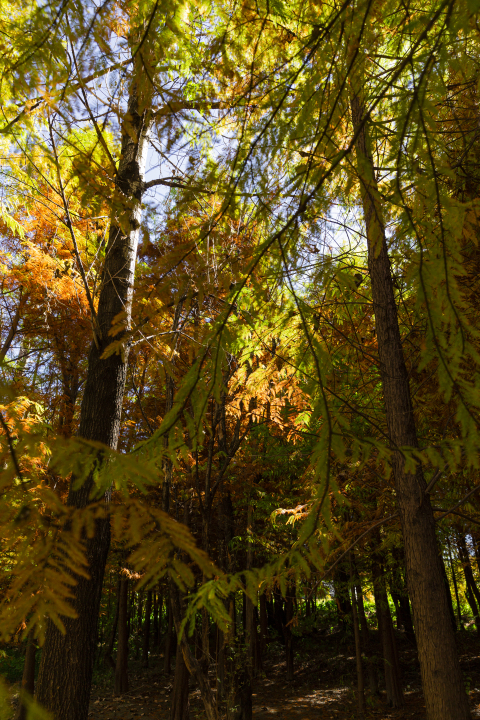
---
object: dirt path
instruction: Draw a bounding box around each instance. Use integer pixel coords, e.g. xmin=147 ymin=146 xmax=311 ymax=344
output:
xmin=87 ymin=635 xmax=480 ymax=720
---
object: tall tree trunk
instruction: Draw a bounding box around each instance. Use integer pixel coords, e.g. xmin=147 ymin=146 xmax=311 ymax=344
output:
xmin=15 ymin=635 xmax=36 ymax=720
xmin=153 ymin=590 xmax=160 ymax=647
xmin=104 ymin=579 xmax=121 ymax=669
xmin=35 ymin=72 xmax=152 ymax=720
xmin=447 ymin=536 xmax=463 ymax=629
xmin=284 ymin=587 xmax=294 ymax=682
xmin=350 ymin=582 xmax=365 ymax=718
xmin=171 ymin=647 xmax=190 ymax=720
xmin=259 ymin=593 xmax=268 ymax=659
xmin=217 ymin=624 xmax=225 ymax=700
xmin=389 ymin=554 xmax=416 ymax=645
xmin=115 ymin=576 xmax=129 ymax=695
xmin=142 ymin=589 xmax=152 ymax=668
xmin=350 ymin=78 xmax=471 ymax=720
xmin=171 ymin=501 xmax=192 ymax=718
xmin=245 ymin=503 xmax=257 ymax=678
xmin=333 ymin=566 xmax=352 ymax=629
xmin=356 ymin=583 xmax=379 ymax=696
xmin=170 ymin=584 xmax=219 ymax=720
xmin=372 ymin=555 xmax=404 ymax=708
xmin=441 ymin=556 xmax=457 ymax=631
xmin=164 ymin=598 xmax=174 ymax=675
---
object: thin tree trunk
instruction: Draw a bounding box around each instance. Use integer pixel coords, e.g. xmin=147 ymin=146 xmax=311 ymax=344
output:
xmin=372 ymin=555 xmax=404 ymax=708
xmin=245 ymin=503 xmax=257 ymax=679
xmin=259 ymin=593 xmax=268 ymax=657
xmin=217 ymin=624 xmax=225 ymax=700
xmin=284 ymin=588 xmax=294 ymax=682
xmin=333 ymin=566 xmax=352 ymax=629
xmin=164 ymin=598 xmax=174 ymax=675
xmin=15 ymin=635 xmax=36 ymax=720
xmin=472 ymin=532 xmax=480 ymax=576
xmin=458 ymin=535 xmax=480 ymax=609
xmin=105 ymin=579 xmax=121 ymax=669
xmin=447 ymin=537 xmax=463 ymax=629
xmin=35 ymin=71 xmax=152 ymax=720
xmin=142 ymin=589 xmax=152 ymax=668
xmin=171 ymin=647 xmax=190 ymax=720
xmin=356 ymin=584 xmax=379 ymax=696
xmin=350 ymin=78 xmax=471 ymax=720
xmin=153 ymin=591 xmax=160 ymax=647
xmin=115 ymin=576 xmax=129 ymax=695
xmin=170 ymin=585 xmax=219 ymax=720
xmin=457 ymin=534 xmax=480 ymax=635
xmin=441 ymin=556 xmax=457 ymax=631
xmin=350 ymin=582 xmax=365 ymax=718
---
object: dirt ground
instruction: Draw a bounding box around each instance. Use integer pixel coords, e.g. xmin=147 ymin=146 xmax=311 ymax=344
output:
xmin=87 ymin=632 xmax=480 ymax=720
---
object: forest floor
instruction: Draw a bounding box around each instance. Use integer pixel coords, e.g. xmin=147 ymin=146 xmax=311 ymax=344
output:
xmin=87 ymin=631 xmax=480 ymax=720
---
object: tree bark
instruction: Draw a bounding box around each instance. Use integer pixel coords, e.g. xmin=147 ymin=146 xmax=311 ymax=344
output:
xmin=15 ymin=635 xmax=36 ymax=720
xmin=115 ymin=576 xmax=129 ymax=695
xmin=350 ymin=82 xmax=471 ymax=720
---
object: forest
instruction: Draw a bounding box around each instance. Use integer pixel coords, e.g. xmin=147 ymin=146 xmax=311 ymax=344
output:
xmin=1 ymin=0 xmax=480 ymax=719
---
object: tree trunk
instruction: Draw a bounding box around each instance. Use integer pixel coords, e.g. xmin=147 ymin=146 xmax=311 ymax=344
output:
xmin=372 ymin=556 xmax=404 ymax=708
xmin=441 ymin=555 xmax=457 ymax=631
xmin=259 ymin=593 xmax=268 ymax=660
xmin=389 ymin=556 xmax=416 ymax=645
xmin=273 ymin=592 xmax=285 ymax=642
xmin=217 ymin=624 xmax=225 ymax=700
xmin=350 ymin=81 xmax=471 ymax=720
xmin=170 ymin=585 xmax=219 ymax=720
xmin=35 ymin=73 xmax=152 ymax=720
xmin=142 ymin=589 xmax=152 ymax=668
xmin=458 ymin=535 xmax=480 ymax=608
xmin=356 ymin=583 xmax=379 ymax=696
xmin=471 ymin=532 xmax=480 ymax=576
xmin=284 ymin=589 xmax=294 ymax=681
xmin=115 ymin=576 xmax=129 ymax=695
xmin=457 ymin=534 xmax=480 ymax=635
xmin=171 ymin=647 xmax=190 ymax=720
xmin=333 ymin=566 xmax=352 ymax=629
xmin=105 ymin=579 xmax=121 ymax=669
xmin=154 ymin=591 xmax=162 ymax=647
xmin=15 ymin=635 xmax=36 ymax=720
xmin=164 ymin=597 xmax=174 ymax=675
xmin=447 ymin=536 xmax=463 ymax=629
xmin=351 ymin=584 xmax=365 ymax=718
